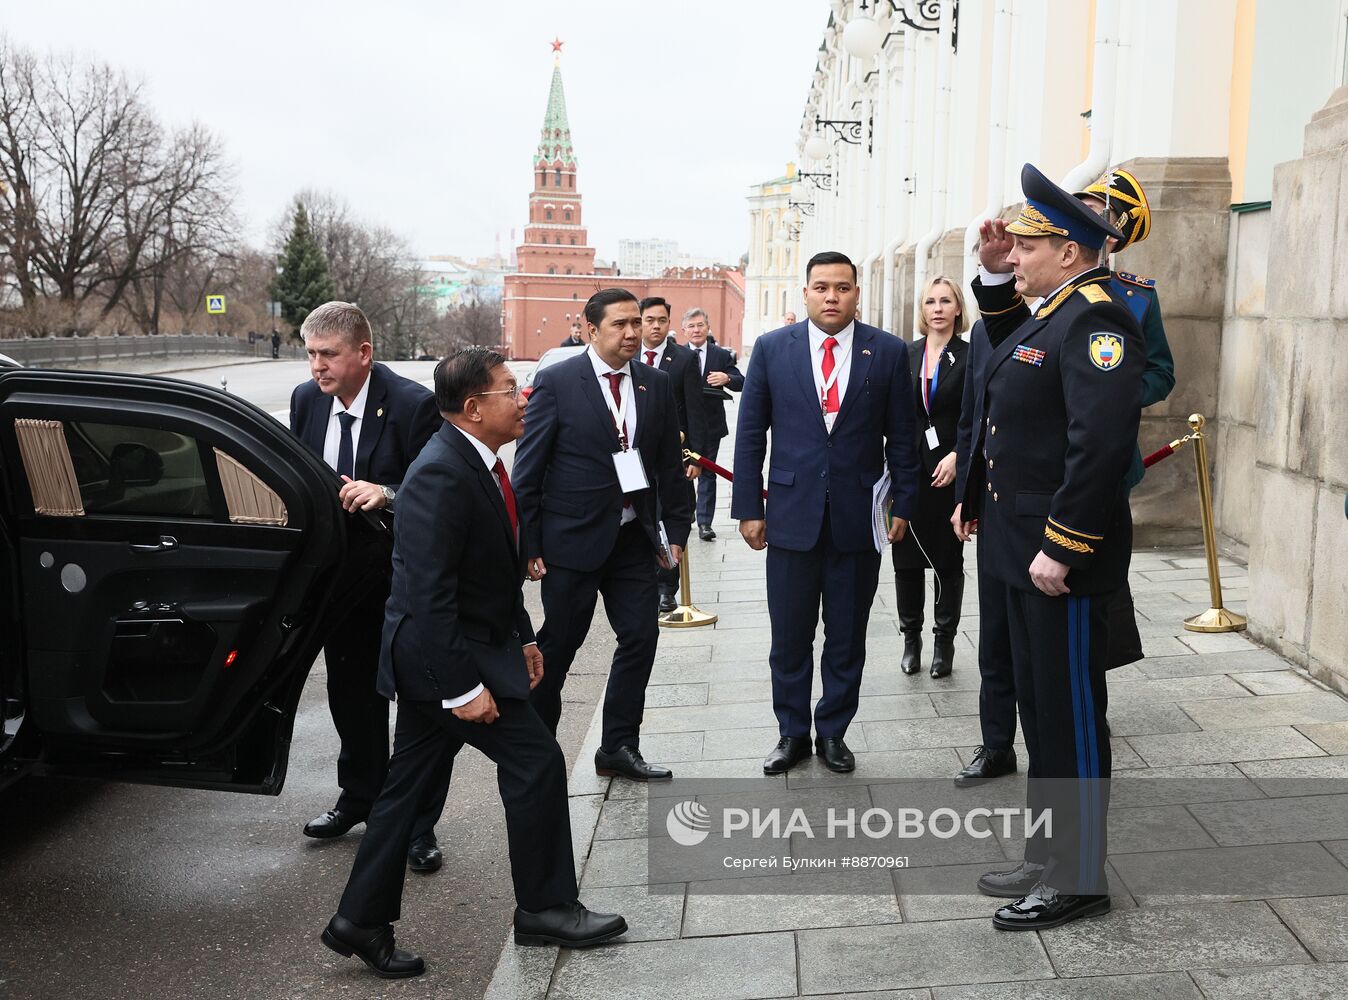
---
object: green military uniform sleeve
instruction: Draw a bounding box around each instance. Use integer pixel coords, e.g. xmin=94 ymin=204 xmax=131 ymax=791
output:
xmin=1124 ymin=284 xmax=1177 ymax=489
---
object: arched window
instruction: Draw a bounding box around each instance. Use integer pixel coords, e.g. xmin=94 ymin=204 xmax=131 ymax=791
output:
xmin=547 ymin=266 xmax=556 ymax=275
xmin=564 ymin=210 xmax=572 ymax=221
xmin=545 ymin=209 xmax=553 ymax=220
xmin=565 ymin=267 xmax=573 ymax=275
xmin=781 ymin=289 xmax=788 ymax=315
xmin=570 ymin=236 xmax=576 ymax=245
xmin=555 ymin=168 xmax=562 ymax=185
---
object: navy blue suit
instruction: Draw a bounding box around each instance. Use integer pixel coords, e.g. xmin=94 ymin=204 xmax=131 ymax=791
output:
xmin=513 ymin=351 xmax=693 ymax=751
xmin=290 ymin=362 xmax=442 ymax=825
xmin=731 ymin=321 xmax=920 ymax=738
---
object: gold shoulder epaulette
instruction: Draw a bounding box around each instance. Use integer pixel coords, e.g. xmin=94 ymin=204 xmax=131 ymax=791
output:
xmin=1115 ymin=271 xmax=1156 ymax=288
xmin=1076 ymin=284 xmax=1109 ymax=305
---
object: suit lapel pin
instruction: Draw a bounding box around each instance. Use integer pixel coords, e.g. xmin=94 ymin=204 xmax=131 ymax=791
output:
xmin=637 ymin=385 xmax=647 ymax=391
xmin=862 ymin=348 xmax=872 ymax=356
xmin=376 ymin=407 xmax=384 ymax=417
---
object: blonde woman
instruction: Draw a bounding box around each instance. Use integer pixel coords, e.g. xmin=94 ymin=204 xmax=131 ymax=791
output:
xmin=894 ymin=276 xmax=970 ymax=678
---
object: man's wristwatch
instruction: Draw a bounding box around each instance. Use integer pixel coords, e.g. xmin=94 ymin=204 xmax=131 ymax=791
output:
xmin=380 ymin=485 xmax=396 ymax=509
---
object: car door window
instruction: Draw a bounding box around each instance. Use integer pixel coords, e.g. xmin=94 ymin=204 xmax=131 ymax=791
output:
xmin=65 ymin=420 xmax=212 ymax=518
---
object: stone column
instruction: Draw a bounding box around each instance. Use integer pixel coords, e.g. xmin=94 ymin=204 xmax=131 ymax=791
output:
xmin=1112 ymin=156 xmax=1231 ymax=545
xmin=1242 ymin=85 xmax=1348 ymax=693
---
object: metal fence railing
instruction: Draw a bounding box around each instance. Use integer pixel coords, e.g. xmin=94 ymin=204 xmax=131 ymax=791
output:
xmin=0 ymin=333 xmax=305 ymax=368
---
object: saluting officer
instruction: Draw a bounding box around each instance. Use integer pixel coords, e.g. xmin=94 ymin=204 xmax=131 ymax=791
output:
xmin=963 ymin=164 xmax=1144 ymax=931
xmin=973 ymin=167 xmax=1175 ymax=670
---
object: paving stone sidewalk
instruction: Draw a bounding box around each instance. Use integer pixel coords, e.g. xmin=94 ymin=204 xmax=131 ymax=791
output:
xmin=484 ymin=446 xmax=1348 ymax=1000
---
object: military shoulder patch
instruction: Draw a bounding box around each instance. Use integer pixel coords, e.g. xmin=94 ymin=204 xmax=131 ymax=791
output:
xmin=1076 ymin=284 xmax=1109 ymax=305
xmin=1088 ymin=332 xmax=1125 ymax=370
xmin=1115 ymin=271 xmax=1156 ymax=288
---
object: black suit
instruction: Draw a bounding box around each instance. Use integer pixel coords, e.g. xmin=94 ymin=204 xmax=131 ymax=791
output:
xmin=648 ymin=338 xmax=706 ymax=597
xmin=289 ymin=362 xmax=442 ymax=827
xmin=966 ymin=268 xmax=1145 ymax=893
xmin=953 ymin=320 xmax=1017 ymax=752
xmin=513 ymin=350 xmax=693 ymax=752
xmin=688 ymin=340 xmax=743 ymax=528
xmin=337 ymin=424 xmax=576 ymax=927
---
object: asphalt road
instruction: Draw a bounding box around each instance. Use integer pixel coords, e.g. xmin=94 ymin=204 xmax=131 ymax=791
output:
xmin=0 ymin=358 xmax=612 ymax=999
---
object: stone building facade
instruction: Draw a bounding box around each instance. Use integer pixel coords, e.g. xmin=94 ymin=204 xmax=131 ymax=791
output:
xmin=783 ymin=0 xmax=1348 ymax=688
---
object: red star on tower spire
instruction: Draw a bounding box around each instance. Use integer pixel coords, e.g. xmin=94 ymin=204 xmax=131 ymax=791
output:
xmin=550 ymin=38 xmax=564 ymax=53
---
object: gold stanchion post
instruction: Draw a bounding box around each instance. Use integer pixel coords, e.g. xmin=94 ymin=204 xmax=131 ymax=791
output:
xmin=1183 ymin=413 xmax=1247 ymax=633
xmin=658 ymin=541 xmax=718 ymax=628
xmin=660 ymin=437 xmax=718 ymax=628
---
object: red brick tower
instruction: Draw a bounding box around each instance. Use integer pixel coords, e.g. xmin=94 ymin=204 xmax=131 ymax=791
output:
xmin=516 ymin=50 xmax=594 ymax=277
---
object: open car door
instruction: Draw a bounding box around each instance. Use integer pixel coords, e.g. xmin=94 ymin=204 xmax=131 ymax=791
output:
xmin=0 ymin=369 xmax=391 ymax=793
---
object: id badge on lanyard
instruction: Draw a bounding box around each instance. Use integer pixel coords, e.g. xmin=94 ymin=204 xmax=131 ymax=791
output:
xmin=603 ymin=373 xmax=650 ymax=492
xmin=922 ymin=347 xmax=943 ymax=450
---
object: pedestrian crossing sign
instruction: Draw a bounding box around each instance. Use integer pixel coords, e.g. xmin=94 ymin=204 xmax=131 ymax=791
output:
xmin=206 ymin=294 xmax=226 ymax=315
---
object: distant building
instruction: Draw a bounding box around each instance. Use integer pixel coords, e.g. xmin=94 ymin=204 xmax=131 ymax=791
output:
xmin=502 ymin=49 xmax=744 ymax=359
xmin=617 ymin=239 xmax=678 ymax=277
xmin=744 ymin=163 xmax=801 ymax=353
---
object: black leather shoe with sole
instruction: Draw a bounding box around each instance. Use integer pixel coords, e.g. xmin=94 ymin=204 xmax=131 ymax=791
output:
xmin=992 ymin=884 xmax=1110 ymax=930
xmin=322 ymin=915 xmax=425 ymax=978
xmin=954 ymin=745 xmax=1018 ymax=788
xmin=815 ymin=736 xmax=855 ymax=773
xmin=762 ymin=735 xmax=812 ymax=774
xmin=514 ymin=901 xmax=627 ymax=948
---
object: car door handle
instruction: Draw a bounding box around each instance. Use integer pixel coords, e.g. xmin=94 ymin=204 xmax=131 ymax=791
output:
xmin=130 ymin=535 xmax=178 ymax=553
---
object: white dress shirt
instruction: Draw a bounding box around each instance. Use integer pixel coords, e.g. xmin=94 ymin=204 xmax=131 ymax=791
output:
xmin=807 ymin=319 xmax=854 ymax=433
xmin=321 ymin=371 xmax=372 ymax=473
xmin=640 ymin=339 xmax=668 ymax=368
xmin=586 ymin=347 xmax=638 ymax=524
xmin=690 ymin=342 xmax=708 ymax=375
xmin=440 ymin=424 xmax=535 ymax=711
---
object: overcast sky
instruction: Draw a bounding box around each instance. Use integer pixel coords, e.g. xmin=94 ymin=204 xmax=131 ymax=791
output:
xmin=5 ymin=0 xmax=826 ymax=263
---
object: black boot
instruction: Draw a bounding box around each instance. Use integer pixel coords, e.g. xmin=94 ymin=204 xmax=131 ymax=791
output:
xmin=930 ymin=568 xmax=964 ymax=678
xmin=895 ymin=569 xmax=924 ymax=675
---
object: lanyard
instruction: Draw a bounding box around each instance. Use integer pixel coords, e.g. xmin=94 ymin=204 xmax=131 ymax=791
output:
xmin=921 ymin=345 xmax=944 ymax=417
xmin=818 ymin=337 xmax=850 ymax=403
xmin=601 ymin=370 xmax=632 ymax=450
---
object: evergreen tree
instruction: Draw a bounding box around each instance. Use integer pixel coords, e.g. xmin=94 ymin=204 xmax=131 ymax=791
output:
xmin=270 ymin=201 xmax=335 ymax=331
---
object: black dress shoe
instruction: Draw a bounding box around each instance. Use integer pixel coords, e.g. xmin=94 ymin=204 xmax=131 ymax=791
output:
xmin=514 ymin=900 xmax=627 ymax=948
xmin=815 ymin=736 xmax=855 ymax=773
xmin=762 ymin=735 xmax=812 ymax=775
xmin=304 ymin=808 xmax=364 ymax=839
xmin=658 ymin=590 xmax=678 ymax=613
xmin=407 ymin=834 xmax=442 ymax=874
xmin=954 ymin=745 xmax=1018 ymax=788
xmin=930 ymin=638 xmax=955 ymax=678
xmin=698 ymin=524 xmax=716 ymax=541
xmin=900 ymin=635 xmax=922 ymax=675
xmin=977 ymin=860 xmax=1047 ymax=898
xmin=322 ymin=914 xmax=425 ymax=978
xmin=992 ymin=883 xmax=1110 ymax=931
xmin=595 ymin=745 xmax=672 ymax=781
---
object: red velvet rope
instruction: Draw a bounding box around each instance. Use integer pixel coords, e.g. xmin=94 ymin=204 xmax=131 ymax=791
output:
xmin=693 ymin=454 xmax=767 ymax=500
xmin=1142 ymin=443 xmax=1175 ymax=468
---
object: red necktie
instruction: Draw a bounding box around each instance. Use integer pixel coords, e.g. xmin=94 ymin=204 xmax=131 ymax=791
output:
xmin=644 ymin=350 xmax=656 ymax=366
xmin=602 ymin=372 xmax=632 ymax=508
xmin=493 ymin=458 xmax=518 ymax=542
xmin=821 ymin=336 xmax=840 ymax=414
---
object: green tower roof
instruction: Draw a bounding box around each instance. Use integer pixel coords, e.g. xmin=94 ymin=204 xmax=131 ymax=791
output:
xmin=535 ymin=61 xmax=577 ymax=168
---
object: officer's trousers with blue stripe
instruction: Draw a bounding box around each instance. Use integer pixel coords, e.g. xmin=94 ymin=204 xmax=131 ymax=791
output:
xmin=1005 ymin=586 xmax=1113 ymax=895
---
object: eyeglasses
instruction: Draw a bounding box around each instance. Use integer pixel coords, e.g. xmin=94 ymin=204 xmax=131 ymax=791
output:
xmin=469 ymin=384 xmax=523 ymax=401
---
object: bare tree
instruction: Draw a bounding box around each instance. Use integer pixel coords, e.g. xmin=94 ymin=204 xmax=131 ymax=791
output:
xmin=0 ymin=36 xmax=236 ymax=335
xmin=441 ymin=280 xmax=502 ymax=352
